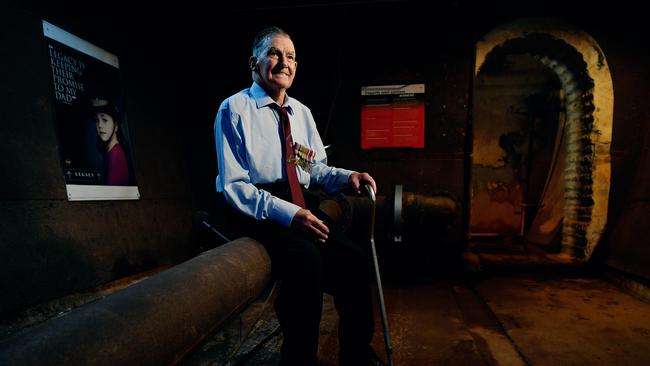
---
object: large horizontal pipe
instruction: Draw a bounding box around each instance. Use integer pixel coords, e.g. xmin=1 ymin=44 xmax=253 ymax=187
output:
xmin=0 ymin=237 xmax=271 ymax=366
xmin=338 ymin=188 xmax=461 ymax=243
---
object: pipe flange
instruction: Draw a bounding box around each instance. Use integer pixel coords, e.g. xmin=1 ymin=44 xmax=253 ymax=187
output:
xmin=394 ymin=184 xmax=403 ymax=242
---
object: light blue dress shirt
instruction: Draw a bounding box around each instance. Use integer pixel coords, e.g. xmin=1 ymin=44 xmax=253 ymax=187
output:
xmin=215 ymin=82 xmax=353 ymax=227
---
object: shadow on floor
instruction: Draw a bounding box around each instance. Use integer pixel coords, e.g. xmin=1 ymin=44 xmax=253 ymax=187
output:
xmin=181 ymin=268 xmax=650 ymax=366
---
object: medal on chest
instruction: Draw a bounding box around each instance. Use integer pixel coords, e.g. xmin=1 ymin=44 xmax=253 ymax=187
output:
xmin=287 ymin=142 xmax=315 ymax=173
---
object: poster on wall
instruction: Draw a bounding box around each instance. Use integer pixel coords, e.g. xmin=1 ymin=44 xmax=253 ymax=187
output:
xmin=43 ymin=20 xmax=140 ymax=201
xmin=361 ymin=84 xmax=425 ymax=149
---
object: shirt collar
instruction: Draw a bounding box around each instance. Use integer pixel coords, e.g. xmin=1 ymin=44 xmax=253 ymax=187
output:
xmin=250 ymin=82 xmax=294 ymax=115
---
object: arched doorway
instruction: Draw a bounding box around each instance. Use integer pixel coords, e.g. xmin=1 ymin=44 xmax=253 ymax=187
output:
xmin=470 ymin=19 xmax=613 ymax=260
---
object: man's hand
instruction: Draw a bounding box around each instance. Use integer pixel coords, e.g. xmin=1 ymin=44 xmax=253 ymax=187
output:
xmin=349 ymin=172 xmax=377 ymax=195
xmin=292 ymin=208 xmax=329 ymax=243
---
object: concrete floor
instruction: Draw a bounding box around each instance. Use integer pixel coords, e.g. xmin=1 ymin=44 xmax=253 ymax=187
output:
xmin=182 ymin=270 xmax=650 ymax=366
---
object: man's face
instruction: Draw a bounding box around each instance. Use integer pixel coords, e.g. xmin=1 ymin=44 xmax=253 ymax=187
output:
xmin=254 ymin=35 xmax=297 ymax=96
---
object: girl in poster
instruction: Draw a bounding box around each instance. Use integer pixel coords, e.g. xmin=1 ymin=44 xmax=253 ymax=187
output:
xmin=92 ymin=98 xmax=129 ymax=185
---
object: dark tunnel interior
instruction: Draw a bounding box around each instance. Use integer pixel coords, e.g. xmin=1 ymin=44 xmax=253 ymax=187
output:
xmin=2 ymin=0 xmax=650 ymax=365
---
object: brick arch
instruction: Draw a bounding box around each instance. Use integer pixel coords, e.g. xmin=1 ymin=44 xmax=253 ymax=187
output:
xmin=474 ymin=19 xmax=613 ymax=260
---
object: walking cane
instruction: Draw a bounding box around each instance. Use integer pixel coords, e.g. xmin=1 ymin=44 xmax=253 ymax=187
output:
xmin=365 ymin=184 xmax=394 ymax=366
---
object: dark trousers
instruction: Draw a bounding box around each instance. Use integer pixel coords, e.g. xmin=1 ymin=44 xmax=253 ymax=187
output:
xmin=221 ymin=188 xmax=375 ymax=365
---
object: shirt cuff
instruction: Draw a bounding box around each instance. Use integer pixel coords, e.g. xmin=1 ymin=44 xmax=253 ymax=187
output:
xmin=269 ymin=196 xmax=301 ymax=227
xmin=336 ymin=168 xmax=355 ymax=186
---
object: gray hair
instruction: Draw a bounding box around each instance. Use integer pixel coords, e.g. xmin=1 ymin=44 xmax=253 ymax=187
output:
xmin=252 ymin=26 xmax=290 ymax=58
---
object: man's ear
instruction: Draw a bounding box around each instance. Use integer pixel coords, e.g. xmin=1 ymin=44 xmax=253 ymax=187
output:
xmin=249 ymin=56 xmax=258 ymax=70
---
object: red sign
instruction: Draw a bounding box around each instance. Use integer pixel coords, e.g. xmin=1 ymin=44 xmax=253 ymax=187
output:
xmin=360 ymin=84 xmax=425 ymax=149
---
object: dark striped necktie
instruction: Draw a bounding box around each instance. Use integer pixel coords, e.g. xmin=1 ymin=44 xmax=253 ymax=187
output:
xmin=272 ymin=104 xmax=306 ymax=208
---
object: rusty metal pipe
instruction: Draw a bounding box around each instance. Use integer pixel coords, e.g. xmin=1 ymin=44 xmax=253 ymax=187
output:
xmin=0 ymin=237 xmax=271 ymax=366
xmin=346 ymin=188 xmax=461 ymax=244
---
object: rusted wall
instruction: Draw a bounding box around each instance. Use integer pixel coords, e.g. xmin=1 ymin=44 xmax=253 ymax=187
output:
xmin=471 ymin=56 xmax=560 ymax=235
xmin=329 ymin=7 xmax=471 ymax=249
xmin=600 ymin=35 xmax=650 ymax=278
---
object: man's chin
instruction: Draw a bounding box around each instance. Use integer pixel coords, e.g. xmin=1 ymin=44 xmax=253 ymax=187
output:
xmin=272 ymin=77 xmax=293 ymax=88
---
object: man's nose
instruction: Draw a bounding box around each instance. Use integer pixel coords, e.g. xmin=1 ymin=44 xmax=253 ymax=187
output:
xmin=278 ymin=55 xmax=294 ymax=67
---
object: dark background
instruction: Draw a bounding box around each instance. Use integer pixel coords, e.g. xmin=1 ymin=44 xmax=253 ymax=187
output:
xmin=1 ymin=0 xmax=649 ymax=317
